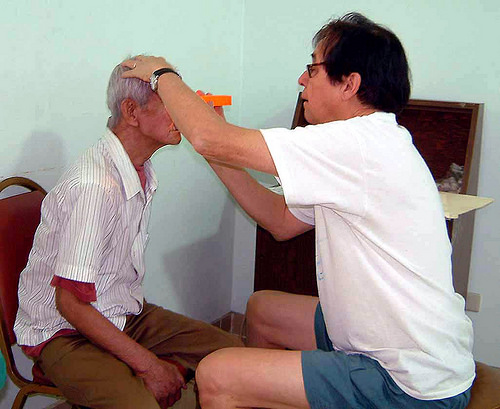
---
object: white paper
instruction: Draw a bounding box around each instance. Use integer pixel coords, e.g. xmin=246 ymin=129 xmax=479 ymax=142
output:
xmin=439 ymin=192 xmax=494 ymax=219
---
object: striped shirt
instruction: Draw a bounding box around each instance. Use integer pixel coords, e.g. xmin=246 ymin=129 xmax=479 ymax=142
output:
xmin=14 ymin=129 xmax=158 ymax=347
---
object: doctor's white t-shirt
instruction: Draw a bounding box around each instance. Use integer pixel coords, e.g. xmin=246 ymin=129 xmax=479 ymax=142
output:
xmin=261 ymin=112 xmax=475 ymax=400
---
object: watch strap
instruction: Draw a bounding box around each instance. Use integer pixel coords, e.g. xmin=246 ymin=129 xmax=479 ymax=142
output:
xmin=150 ymin=68 xmax=181 ymax=91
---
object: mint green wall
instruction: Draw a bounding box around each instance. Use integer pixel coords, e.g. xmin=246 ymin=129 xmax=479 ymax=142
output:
xmin=233 ymin=0 xmax=500 ymax=367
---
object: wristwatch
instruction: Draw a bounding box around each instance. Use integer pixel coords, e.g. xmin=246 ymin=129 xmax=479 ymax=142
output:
xmin=150 ymin=68 xmax=181 ymax=92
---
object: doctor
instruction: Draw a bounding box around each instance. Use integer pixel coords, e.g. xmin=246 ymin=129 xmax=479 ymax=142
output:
xmin=124 ymin=12 xmax=474 ymax=409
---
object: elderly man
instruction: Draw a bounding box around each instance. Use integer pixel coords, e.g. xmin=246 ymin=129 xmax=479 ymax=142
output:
xmin=124 ymin=12 xmax=475 ymax=409
xmin=14 ymin=58 xmax=242 ymax=409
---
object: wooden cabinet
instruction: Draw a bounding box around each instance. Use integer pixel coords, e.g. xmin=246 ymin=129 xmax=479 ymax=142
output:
xmin=254 ymin=95 xmax=483 ymax=299
xmin=254 ymin=227 xmax=317 ymax=296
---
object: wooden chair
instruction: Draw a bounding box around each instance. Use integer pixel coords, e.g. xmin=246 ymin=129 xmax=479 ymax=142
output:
xmin=0 ymin=177 xmax=65 ymax=409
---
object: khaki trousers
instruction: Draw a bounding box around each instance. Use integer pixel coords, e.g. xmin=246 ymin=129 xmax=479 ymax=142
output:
xmin=37 ymin=302 xmax=243 ymax=409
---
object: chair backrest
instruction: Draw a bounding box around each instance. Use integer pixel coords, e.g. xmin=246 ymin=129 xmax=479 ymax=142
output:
xmin=0 ymin=177 xmax=46 ymax=347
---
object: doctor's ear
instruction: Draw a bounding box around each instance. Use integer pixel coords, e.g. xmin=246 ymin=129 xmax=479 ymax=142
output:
xmin=341 ymin=73 xmax=362 ymax=100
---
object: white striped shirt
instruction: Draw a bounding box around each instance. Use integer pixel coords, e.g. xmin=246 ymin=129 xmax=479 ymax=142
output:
xmin=14 ymin=129 xmax=158 ymax=346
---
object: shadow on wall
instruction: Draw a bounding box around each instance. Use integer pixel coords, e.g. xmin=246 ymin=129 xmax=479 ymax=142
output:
xmin=153 ymin=197 xmax=236 ymax=322
xmin=0 ymin=131 xmax=66 ymax=197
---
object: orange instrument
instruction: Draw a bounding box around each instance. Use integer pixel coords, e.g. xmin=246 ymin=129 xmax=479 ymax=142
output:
xmin=199 ymin=95 xmax=232 ymax=106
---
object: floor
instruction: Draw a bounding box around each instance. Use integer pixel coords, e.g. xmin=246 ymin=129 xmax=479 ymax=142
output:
xmin=48 ymin=311 xmax=245 ymax=409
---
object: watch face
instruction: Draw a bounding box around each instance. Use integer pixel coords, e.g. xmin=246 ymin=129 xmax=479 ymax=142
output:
xmin=150 ymin=73 xmax=158 ymax=92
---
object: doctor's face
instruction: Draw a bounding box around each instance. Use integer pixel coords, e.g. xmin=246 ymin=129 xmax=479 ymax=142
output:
xmin=297 ymin=44 xmax=346 ymax=124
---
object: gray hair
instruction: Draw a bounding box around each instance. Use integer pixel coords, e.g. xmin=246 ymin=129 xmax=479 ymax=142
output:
xmin=106 ymin=58 xmax=154 ymax=129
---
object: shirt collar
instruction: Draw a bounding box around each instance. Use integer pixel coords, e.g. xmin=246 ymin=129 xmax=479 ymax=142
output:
xmin=368 ymin=111 xmax=397 ymax=123
xmin=102 ymin=128 xmax=158 ymax=201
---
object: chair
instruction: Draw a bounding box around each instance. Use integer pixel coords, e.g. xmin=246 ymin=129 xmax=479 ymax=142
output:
xmin=468 ymin=361 xmax=500 ymax=409
xmin=0 ymin=177 xmax=65 ymax=409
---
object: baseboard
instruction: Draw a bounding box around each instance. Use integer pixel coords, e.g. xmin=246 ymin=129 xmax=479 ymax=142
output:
xmin=212 ymin=311 xmax=246 ymax=340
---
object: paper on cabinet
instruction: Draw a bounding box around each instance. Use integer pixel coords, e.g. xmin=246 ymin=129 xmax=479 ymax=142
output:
xmin=439 ymin=192 xmax=494 ymax=219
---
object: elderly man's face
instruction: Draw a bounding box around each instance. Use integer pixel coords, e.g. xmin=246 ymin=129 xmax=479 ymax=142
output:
xmin=137 ymin=93 xmax=181 ymax=147
xmin=297 ymin=43 xmax=346 ymax=124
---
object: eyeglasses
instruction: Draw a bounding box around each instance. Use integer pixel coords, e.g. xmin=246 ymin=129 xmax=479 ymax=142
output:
xmin=306 ymin=62 xmax=327 ymax=78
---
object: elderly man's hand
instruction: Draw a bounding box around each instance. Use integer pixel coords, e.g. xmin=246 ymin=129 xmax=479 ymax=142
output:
xmin=137 ymin=357 xmax=186 ymax=408
xmin=122 ymin=55 xmax=172 ymax=82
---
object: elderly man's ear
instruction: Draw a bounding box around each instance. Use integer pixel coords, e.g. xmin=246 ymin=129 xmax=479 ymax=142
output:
xmin=120 ymin=98 xmax=140 ymax=126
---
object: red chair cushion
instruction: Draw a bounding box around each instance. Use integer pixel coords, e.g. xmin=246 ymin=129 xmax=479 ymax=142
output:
xmin=0 ymin=190 xmax=44 ymax=344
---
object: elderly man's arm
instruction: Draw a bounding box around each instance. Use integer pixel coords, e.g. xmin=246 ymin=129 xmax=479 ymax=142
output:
xmin=122 ymin=56 xmax=277 ymax=175
xmin=55 ymin=286 xmax=185 ymax=406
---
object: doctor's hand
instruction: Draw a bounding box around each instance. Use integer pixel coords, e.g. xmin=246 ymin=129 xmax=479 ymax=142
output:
xmin=196 ymin=90 xmax=226 ymax=120
xmin=122 ymin=55 xmax=174 ymax=83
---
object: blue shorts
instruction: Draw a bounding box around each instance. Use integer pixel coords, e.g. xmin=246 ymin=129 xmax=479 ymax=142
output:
xmin=301 ymin=304 xmax=471 ymax=409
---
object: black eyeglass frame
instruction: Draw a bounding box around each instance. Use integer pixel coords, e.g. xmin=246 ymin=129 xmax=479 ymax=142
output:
xmin=306 ymin=62 xmax=327 ymax=77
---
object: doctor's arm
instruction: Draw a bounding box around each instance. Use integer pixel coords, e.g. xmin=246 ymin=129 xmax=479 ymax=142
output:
xmin=207 ymin=161 xmax=313 ymax=241
xmin=122 ymin=56 xmax=312 ymax=240
xmin=122 ymin=56 xmax=277 ymax=175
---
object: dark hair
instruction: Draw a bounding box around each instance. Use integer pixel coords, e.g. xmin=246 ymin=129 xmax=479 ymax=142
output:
xmin=313 ymin=12 xmax=411 ymax=114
